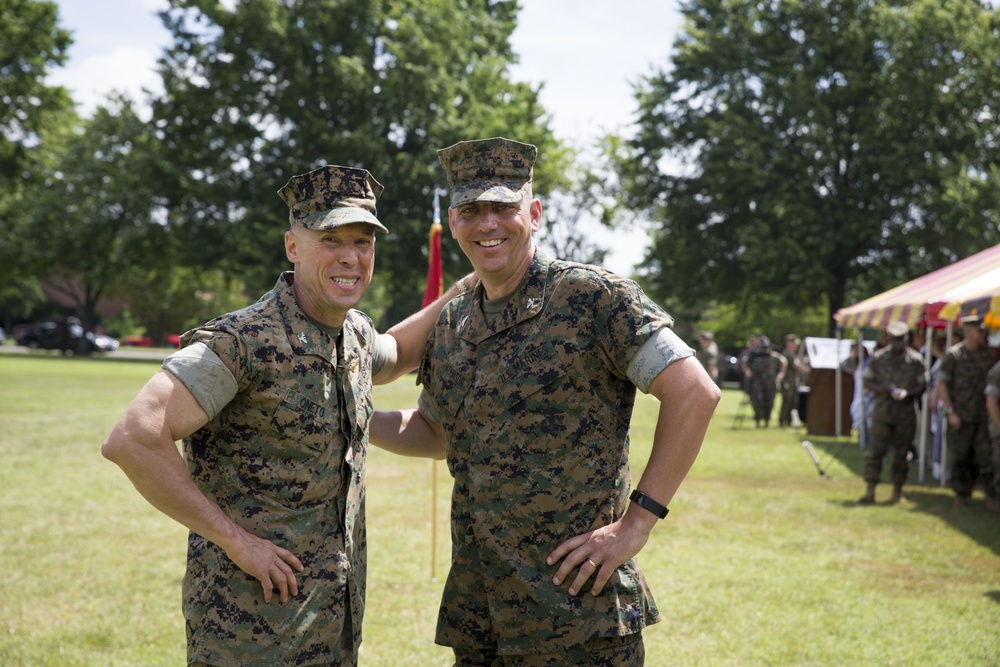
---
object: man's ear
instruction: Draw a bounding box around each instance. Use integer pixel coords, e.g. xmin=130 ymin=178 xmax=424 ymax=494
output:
xmin=284 ymin=229 xmax=299 ymax=264
xmin=529 ymin=198 xmax=542 ymax=232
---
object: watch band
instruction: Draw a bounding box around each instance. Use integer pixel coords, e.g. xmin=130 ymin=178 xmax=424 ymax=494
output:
xmin=629 ymin=489 xmax=669 ymax=519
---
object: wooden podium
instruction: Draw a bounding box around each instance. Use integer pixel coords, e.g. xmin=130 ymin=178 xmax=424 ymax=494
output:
xmin=806 ymin=369 xmax=854 ymax=436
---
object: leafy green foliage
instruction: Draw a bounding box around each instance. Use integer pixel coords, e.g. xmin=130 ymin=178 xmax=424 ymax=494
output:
xmin=618 ymin=0 xmax=1000 ymax=332
xmin=0 ymin=0 xmax=72 ymax=185
xmin=151 ymin=0 xmax=562 ymax=327
xmin=24 ymin=96 xmax=169 ymax=336
xmin=0 ymin=0 xmax=74 ymax=297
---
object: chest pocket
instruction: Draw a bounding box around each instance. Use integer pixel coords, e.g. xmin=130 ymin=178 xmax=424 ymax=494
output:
xmin=271 ymin=389 xmax=338 ymax=453
xmin=478 ymin=339 xmax=567 ymax=419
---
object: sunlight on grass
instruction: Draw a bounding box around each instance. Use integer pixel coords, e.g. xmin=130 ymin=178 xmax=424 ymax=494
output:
xmin=1 ymin=357 xmax=998 ymax=666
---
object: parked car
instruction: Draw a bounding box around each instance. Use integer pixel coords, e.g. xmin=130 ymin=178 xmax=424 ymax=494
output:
xmin=16 ymin=320 xmax=119 ymax=354
xmin=721 ymin=354 xmax=744 ymax=386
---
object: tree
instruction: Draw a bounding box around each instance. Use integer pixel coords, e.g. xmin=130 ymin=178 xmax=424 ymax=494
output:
xmin=152 ymin=0 xmax=563 ymax=326
xmin=535 ymin=138 xmax=628 ymax=268
xmin=24 ymin=96 xmax=169 ymax=352
xmin=617 ymin=0 xmax=1000 ymax=332
xmin=0 ymin=0 xmax=73 ymax=293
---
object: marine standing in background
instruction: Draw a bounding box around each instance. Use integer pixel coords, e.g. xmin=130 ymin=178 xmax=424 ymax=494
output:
xmin=696 ymin=330 xmax=720 ymax=385
xmin=859 ymin=321 xmax=927 ymax=504
xmin=778 ymin=334 xmax=806 ymax=427
xmin=934 ymin=314 xmax=997 ymax=510
xmin=741 ymin=335 xmax=787 ymax=429
xmin=980 ymin=349 xmax=1000 ymax=513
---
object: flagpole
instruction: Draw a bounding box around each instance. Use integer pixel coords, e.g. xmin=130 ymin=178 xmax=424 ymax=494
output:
xmin=426 ymin=187 xmax=447 ymax=581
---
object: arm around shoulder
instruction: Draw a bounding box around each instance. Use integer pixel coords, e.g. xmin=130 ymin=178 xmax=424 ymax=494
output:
xmin=370 ymin=409 xmax=446 ymax=460
xmin=374 ymin=272 xmax=476 ymax=384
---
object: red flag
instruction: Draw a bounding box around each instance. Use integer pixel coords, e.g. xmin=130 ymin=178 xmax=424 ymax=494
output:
xmin=422 ymin=221 xmax=443 ymax=308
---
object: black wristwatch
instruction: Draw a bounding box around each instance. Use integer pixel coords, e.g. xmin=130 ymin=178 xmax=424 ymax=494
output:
xmin=629 ymin=489 xmax=669 ymax=519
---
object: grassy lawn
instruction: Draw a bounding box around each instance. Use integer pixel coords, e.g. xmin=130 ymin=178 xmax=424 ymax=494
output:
xmin=1 ymin=355 xmax=998 ymax=666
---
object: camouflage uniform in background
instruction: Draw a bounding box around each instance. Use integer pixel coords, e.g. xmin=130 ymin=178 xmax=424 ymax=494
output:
xmin=696 ymin=333 xmax=720 ymax=385
xmin=862 ymin=344 xmax=926 ymax=488
xmin=742 ymin=343 xmax=784 ymax=427
xmin=983 ymin=361 xmax=1000 ymax=506
xmin=417 ymin=248 xmax=692 ymax=658
xmin=166 ymin=272 xmax=376 ymax=666
xmin=778 ymin=337 xmax=802 ymax=427
xmin=935 ymin=341 xmax=995 ymax=503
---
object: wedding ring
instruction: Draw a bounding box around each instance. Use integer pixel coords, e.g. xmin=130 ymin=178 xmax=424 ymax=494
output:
xmin=587 ymin=559 xmax=598 ymax=569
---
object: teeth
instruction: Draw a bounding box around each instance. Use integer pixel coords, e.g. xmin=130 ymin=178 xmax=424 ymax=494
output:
xmin=479 ymin=239 xmax=503 ymax=247
xmin=333 ymin=278 xmax=356 ymax=286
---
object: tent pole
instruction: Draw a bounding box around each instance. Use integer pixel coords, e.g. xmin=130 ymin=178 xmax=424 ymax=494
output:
xmin=835 ymin=327 xmax=842 ymax=438
xmin=918 ymin=324 xmax=931 ymax=485
xmin=856 ymin=334 xmax=865 ymax=450
xmin=939 ymin=322 xmax=955 ymax=487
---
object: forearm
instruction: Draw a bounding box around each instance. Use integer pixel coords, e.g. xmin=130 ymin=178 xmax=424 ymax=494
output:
xmin=105 ymin=428 xmax=244 ymax=549
xmin=101 ymin=372 xmax=245 ymax=552
xmin=370 ymin=409 xmax=446 ymax=459
xmin=629 ymin=357 xmax=720 ymax=532
xmin=377 ymin=272 xmax=476 ymax=383
xmin=987 ymin=395 xmax=1000 ymax=430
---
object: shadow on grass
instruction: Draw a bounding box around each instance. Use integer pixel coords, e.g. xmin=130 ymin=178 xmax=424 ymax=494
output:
xmin=809 ymin=437 xmax=1000 ymax=558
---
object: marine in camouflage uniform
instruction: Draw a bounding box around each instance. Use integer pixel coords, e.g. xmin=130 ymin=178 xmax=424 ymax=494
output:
xmin=740 ymin=337 xmax=787 ymax=428
xmin=103 ymin=166 xmax=461 ymax=666
xmin=696 ymin=331 xmax=720 ymax=384
xmin=934 ymin=315 xmax=997 ymax=509
xmin=859 ymin=322 xmax=926 ymax=504
xmin=982 ymin=360 xmax=1000 ymax=513
xmin=778 ymin=335 xmax=803 ymax=427
xmin=377 ymin=137 xmax=720 ymax=665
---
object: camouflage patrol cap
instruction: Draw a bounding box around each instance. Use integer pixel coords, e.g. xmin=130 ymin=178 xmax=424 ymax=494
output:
xmin=437 ymin=137 xmax=536 ymax=208
xmin=885 ymin=321 xmax=908 ymax=338
xmin=278 ymin=165 xmax=388 ymax=233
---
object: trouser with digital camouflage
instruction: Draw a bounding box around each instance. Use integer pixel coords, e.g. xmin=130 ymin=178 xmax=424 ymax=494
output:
xmin=949 ymin=420 xmax=994 ymax=500
xmin=864 ymin=418 xmax=916 ymax=485
xmin=452 ymin=633 xmax=644 ymax=667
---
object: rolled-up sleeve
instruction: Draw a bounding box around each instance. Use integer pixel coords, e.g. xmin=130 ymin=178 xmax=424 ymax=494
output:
xmin=162 ymin=342 xmax=238 ymax=420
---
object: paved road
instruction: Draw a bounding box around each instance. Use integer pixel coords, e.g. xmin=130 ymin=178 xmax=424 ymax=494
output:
xmin=0 ymin=345 xmax=169 ymax=362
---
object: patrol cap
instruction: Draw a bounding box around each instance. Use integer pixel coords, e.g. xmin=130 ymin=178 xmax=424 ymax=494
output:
xmin=960 ymin=313 xmax=986 ymax=329
xmin=698 ymin=330 xmax=714 ymax=341
xmin=437 ymin=137 xmax=536 ymax=208
xmin=885 ymin=321 xmax=908 ymax=338
xmin=785 ymin=334 xmax=800 ymax=344
xmin=278 ymin=165 xmax=388 ymax=233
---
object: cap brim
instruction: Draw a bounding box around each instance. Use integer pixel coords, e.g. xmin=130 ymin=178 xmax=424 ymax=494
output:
xmin=450 ymin=181 xmax=527 ymax=207
xmin=299 ymin=207 xmax=388 ymax=234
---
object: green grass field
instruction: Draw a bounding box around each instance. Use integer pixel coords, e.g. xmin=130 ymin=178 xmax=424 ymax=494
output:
xmin=1 ymin=354 xmax=998 ymax=666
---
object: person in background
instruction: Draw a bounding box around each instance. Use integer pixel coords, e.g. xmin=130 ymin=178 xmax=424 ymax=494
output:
xmin=934 ymin=314 xmax=996 ymax=510
xmin=102 ymin=165 xmax=471 ymax=667
xmin=740 ymin=334 xmax=787 ymax=428
xmin=373 ymin=137 xmax=720 ymax=665
xmin=981 ymin=337 xmax=1000 ymax=513
xmin=859 ymin=321 xmax=927 ymax=504
xmin=778 ymin=334 xmax=807 ymax=428
xmin=696 ymin=330 xmax=720 ymax=385
xmin=841 ymin=342 xmax=872 ymax=443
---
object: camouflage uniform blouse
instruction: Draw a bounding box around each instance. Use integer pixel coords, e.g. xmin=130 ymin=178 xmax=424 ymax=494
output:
xmin=864 ymin=346 xmax=926 ymax=424
xmin=418 ymin=249 xmax=691 ymax=655
xmin=165 ymin=272 xmax=375 ymax=667
xmin=935 ymin=342 xmax=995 ymax=424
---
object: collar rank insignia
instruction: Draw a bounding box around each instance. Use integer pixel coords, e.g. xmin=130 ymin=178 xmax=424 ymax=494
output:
xmin=298 ymin=332 xmax=308 ymax=345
